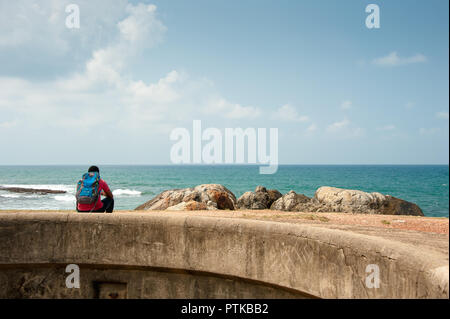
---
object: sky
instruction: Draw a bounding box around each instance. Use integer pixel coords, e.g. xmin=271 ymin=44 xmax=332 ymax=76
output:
xmin=0 ymin=0 xmax=448 ymax=165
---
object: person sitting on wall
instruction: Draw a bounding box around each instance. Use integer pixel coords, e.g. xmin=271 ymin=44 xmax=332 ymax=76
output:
xmin=76 ymin=166 xmax=114 ymax=213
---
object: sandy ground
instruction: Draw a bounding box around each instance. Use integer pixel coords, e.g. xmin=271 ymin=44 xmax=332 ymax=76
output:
xmin=230 ymin=210 xmax=450 ymax=235
xmin=1 ymin=209 xmax=448 ymax=235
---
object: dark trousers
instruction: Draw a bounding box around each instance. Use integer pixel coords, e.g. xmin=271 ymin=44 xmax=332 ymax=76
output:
xmin=94 ymin=197 xmax=114 ymax=213
xmin=78 ymin=198 xmax=114 ymax=213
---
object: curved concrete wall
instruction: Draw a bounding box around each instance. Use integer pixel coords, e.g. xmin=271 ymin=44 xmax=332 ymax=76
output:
xmin=0 ymin=212 xmax=448 ymax=298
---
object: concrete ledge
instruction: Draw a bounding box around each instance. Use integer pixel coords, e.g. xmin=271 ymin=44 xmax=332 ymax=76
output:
xmin=0 ymin=211 xmax=448 ymax=298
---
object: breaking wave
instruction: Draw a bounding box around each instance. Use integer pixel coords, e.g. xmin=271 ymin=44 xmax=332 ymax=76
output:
xmin=112 ymin=189 xmax=142 ymax=196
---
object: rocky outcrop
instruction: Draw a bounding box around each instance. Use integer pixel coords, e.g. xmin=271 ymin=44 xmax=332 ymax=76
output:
xmin=378 ymin=195 xmax=424 ymax=216
xmin=267 ymin=189 xmax=283 ymax=206
xmin=135 ymin=184 xmax=423 ymax=216
xmin=236 ymin=186 xmax=282 ymax=209
xmin=0 ymin=186 xmax=66 ymax=195
xmin=314 ymin=186 xmax=424 ymax=216
xmin=135 ymin=184 xmax=236 ymax=211
xmin=270 ymin=190 xmax=312 ymax=211
xmin=270 ymin=186 xmax=424 ymax=216
xmin=167 ymin=200 xmax=209 ymax=211
xmin=314 ymin=186 xmax=385 ymax=208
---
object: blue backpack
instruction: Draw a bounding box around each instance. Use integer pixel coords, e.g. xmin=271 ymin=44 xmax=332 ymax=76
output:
xmin=76 ymin=172 xmax=101 ymax=206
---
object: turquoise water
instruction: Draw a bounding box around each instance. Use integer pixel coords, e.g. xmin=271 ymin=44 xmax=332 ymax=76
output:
xmin=0 ymin=165 xmax=448 ymax=217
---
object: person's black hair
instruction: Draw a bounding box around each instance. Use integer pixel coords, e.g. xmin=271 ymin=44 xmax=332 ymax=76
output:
xmin=88 ymin=165 xmax=100 ymax=173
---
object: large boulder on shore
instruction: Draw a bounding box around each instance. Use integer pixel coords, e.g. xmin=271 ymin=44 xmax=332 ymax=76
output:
xmin=314 ymin=186 xmax=385 ymax=211
xmin=166 ymin=200 xmax=209 ymax=211
xmin=270 ymin=190 xmax=312 ymax=211
xmin=270 ymin=186 xmax=424 ymax=216
xmin=135 ymin=184 xmax=236 ymax=211
xmin=314 ymin=186 xmax=424 ymax=216
xmin=236 ymin=186 xmax=282 ymax=209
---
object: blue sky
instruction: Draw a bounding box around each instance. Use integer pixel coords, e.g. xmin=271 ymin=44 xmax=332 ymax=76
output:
xmin=0 ymin=0 xmax=448 ymax=165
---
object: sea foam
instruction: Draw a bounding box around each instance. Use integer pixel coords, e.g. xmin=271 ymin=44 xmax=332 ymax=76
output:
xmin=54 ymin=195 xmax=76 ymax=202
xmin=113 ymin=189 xmax=142 ymax=196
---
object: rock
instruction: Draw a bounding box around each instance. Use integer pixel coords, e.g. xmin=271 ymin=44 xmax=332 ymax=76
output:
xmin=267 ymin=189 xmax=283 ymax=205
xmin=237 ymin=191 xmax=269 ymax=210
xmin=206 ymin=200 xmax=217 ymax=208
xmin=255 ymin=186 xmax=266 ymax=192
xmin=379 ymin=195 xmax=424 ymax=216
xmin=135 ymin=184 xmax=423 ymax=216
xmin=135 ymin=184 xmax=236 ymax=210
xmin=0 ymin=186 xmax=66 ymax=195
xmin=270 ymin=186 xmax=424 ymax=216
xmin=270 ymin=191 xmax=312 ymax=211
xmin=314 ymin=186 xmax=423 ymax=216
xmin=236 ymin=186 xmax=283 ymax=209
xmin=167 ymin=200 xmax=210 ymax=211
xmin=314 ymin=186 xmax=385 ymax=208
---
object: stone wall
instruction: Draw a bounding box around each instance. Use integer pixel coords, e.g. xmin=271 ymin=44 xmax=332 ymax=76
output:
xmin=0 ymin=212 xmax=448 ymax=298
xmin=0 ymin=265 xmax=306 ymax=298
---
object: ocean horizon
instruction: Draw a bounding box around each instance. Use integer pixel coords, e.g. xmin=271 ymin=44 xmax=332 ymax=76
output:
xmin=0 ymin=164 xmax=448 ymax=217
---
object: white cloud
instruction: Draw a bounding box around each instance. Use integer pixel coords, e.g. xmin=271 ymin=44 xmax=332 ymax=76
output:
xmin=372 ymin=52 xmax=427 ymax=67
xmin=325 ymin=119 xmax=364 ymax=138
xmin=225 ymin=104 xmax=261 ymax=119
xmin=327 ymin=119 xmax=350 ymax=132
xmin=405 ymin=102 xmax=415 ymax=109
xmin=118 ymin=3 xmax=166 ymax=46
xmin=126 ymin=70 xmax=183 ymax=104
xmin=0 ymin=121 xmax=17 ymax=129
xmin=436 ymin=112 xmax=449 ymax=120
xmin=0 ymin=0 xmax=130 ymax=69
xmin=0 ymin=2 xmax=262 ymax=136
xmin=306 ymin=123 xmax=317 ymax=132
xmin=351 ymin=127 xmax=365 ymax=138
xmin=274 ymin=104 xmax=309 ymax=122
xmin=420 ymin=127 xmax=440 ymax=135
xmin=205 ymin=98 xmax=261 ymax=119
xmin=377 ymin=125 xmax=396 ymax=131
xmin=57 ymin=3 xmax=166 ymax=92
xmin=341 ymin=100 xmax=352 ymax=110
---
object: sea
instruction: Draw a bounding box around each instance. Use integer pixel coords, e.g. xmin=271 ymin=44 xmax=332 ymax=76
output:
xmin=0 ymin=165 xmax=448 ymax=217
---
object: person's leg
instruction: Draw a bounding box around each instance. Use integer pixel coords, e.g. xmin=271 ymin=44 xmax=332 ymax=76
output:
xmin=82 ymin=198 xmax=113 ymax=213
xmin=101 ymin=197 xmax=114 ymax=213
xmin=91 ymin=200 xmax=107 ymax=213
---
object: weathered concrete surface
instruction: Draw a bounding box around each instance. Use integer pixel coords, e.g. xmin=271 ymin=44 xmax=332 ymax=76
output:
xmin=0 ymin=265 xmax=305 ymax=299
xmin=0 ymin=211 xmax=448 ymax=299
